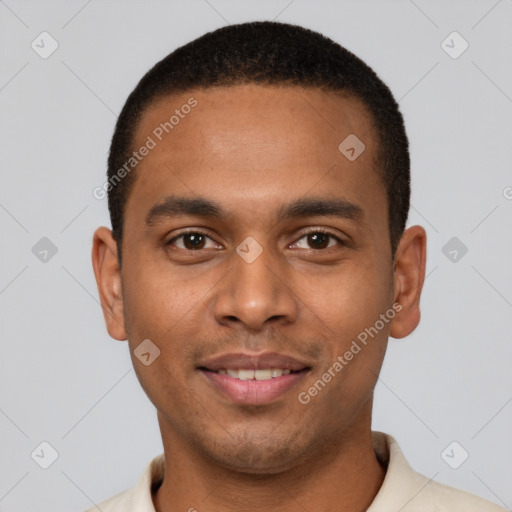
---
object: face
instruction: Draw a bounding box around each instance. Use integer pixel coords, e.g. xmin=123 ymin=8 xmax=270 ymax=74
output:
xmin=93 ymin=84 xmax=425 ymax=474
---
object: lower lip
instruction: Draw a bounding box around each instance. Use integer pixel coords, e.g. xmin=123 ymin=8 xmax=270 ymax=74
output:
xmin=201 ymin=370 xmax=308 ymax=405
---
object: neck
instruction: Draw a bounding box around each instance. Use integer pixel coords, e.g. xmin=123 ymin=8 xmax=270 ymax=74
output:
xmin=153 ymin=406 xmax=385 ymax=512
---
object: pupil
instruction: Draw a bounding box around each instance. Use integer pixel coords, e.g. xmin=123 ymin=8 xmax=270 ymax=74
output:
xmin=185 ymin=233 xmax=204 ymax=250
xmin=309 ymin=232 xmax=329 ymax=249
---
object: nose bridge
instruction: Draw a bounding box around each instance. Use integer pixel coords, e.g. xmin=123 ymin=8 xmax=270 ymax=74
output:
xmin=213 ymin=237 xmax=297 ymax=329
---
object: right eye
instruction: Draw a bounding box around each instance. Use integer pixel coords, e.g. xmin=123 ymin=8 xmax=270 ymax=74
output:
xmin=166 ymin=230 xmax=221 ymax=251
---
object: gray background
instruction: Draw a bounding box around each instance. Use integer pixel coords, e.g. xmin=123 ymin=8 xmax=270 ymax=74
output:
xmin=1 ymin=0 xmax=511 ymax=511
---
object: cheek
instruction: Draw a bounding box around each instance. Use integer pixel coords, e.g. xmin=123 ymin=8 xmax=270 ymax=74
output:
xmin=122 ymin=246 xmax=189 ymax=317
xmin=306 ymin=260 xmax=392 ymax=332
xmin=300 ymin=257 xmax=393 ymax=396
xmin=121 ymin=258 xmax=220 ymax=371
xmin=121 ymin=266 xmax=202 ymax=406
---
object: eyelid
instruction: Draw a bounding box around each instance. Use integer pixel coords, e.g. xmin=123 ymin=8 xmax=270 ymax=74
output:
xmin=166 ymin=227 xmax=347 ymax=251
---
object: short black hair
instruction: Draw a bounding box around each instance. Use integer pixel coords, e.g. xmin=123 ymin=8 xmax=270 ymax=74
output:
xmin=107 ymin=21 xmax=410 ymax=263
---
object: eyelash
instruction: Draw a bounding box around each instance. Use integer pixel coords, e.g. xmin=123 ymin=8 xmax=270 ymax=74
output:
xmin=166 ymin=228 xmax=345 ymax=251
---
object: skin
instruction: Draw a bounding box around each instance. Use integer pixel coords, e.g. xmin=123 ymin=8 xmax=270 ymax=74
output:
xmin=92 ymin=84 xmax=426 ymax=512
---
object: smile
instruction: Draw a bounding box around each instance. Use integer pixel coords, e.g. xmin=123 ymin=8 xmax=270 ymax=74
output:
xmin=198 ymin=352 xmax=312 ymax=405
xmin=216 ymin=368 xmax=292 ymax=380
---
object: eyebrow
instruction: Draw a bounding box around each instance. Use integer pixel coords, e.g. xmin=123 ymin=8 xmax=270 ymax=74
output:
xmin=145 ymin=195 xmax=364 ymax=226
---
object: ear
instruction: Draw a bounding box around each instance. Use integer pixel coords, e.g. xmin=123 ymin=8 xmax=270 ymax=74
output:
xmin=389 ymin=225 xmax=427 ymax=339
xmin=91 ymin=226 xmax=127 ymax=341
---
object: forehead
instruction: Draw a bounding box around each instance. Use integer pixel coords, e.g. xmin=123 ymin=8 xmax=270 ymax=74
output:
xmin=125 ymin=84 xmax=385 ymax=227
xmin=135 ymin=84 xmax=376 ymax=157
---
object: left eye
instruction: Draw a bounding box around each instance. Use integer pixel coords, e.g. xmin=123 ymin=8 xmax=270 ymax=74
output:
xmin=293 ymin=231 xmax=341 ymax=250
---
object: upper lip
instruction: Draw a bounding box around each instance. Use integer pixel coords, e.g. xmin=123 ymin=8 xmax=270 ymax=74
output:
xmin=199 ymin=352 xmax=311 ymax=371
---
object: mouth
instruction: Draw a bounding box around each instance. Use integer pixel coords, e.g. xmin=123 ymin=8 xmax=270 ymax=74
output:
xmin=202 ymin=367 xmax=303 ymax=380
xmin=198 ymin=352 xmax=312 ymax=405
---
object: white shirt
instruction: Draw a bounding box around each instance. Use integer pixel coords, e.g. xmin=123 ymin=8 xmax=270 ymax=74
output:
xmin=85 ymin=431 xmax=506 ymax=511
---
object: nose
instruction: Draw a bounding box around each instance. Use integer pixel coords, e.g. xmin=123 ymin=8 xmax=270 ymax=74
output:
xmin=213 ymin=241 xmax=298 ymax=332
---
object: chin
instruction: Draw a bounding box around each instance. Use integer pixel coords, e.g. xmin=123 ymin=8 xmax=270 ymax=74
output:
xmin=199 ymin=428 xmax=318 ymax=476
xmin=208 ymin=446 xmax=300 ymax=475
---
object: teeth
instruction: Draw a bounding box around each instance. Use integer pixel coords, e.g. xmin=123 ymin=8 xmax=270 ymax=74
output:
xmin=238 ymin=369 xmax=255 ymax=381
xmin=255 ymin=369 xmax=272 ymax=380
xmin=217 ymin=368 xmax=294 ymax=380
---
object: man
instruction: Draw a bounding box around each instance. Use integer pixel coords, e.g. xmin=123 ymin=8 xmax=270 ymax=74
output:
xmin=90 ymin=21 xmax=505 ymax=512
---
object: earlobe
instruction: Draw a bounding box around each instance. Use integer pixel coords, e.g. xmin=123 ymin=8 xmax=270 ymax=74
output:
xmin=91 ymin=227 xmax=127 ymax=341
xmin=389 ymin=225 xmax=427 ymax=339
